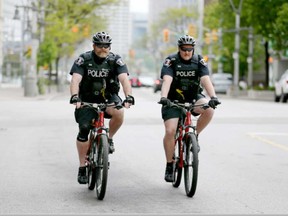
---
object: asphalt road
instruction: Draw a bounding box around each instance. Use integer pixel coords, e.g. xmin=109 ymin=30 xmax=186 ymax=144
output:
xmin=0 ymin=86 xmax=288 ymax=215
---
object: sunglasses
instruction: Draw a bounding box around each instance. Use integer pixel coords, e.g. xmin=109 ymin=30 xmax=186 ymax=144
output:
xmin=95 ymin=44 xmax=110 ymax=49
xmin=180 ymin=47 xmax=194 ymax=52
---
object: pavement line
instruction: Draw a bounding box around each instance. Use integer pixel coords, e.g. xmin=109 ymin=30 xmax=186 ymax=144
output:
xmin=248 ymin=133 xmax=288 ymax=151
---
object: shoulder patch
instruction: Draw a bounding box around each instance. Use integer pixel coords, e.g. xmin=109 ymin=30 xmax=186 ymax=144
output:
xmin=116 ymin=58 xmax=125 ymax=66
xmin=199 ymin=58 xmax=207 ymax=67
xmin=75 ymin=56 xmax=84 ymax=66
xmin=164 ymin=58 xmax=172 ymax=67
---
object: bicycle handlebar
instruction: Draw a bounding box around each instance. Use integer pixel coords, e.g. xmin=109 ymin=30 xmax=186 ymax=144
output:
xmin=169 ymin=101 xmax=210 ymax=111
xmin=81 ymin=101 xmax=123 ymax=110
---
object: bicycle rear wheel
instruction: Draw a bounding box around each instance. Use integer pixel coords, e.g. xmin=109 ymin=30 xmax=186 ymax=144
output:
xmin=172 ymin=139 xmax=182 ymax=188
xmin=95 ymin=134 xmax=109 ymax=200
xmin=184 ymin=132 xmax=199 ymax=197
xmin=87 ymin=140 xmax=96 ymax=190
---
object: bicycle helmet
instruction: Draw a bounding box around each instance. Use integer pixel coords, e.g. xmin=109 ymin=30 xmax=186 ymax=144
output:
xmin=92 ymin=31 xmax=112 ymax=44
xmin=177 ymin=35 xmax=196 ymax=46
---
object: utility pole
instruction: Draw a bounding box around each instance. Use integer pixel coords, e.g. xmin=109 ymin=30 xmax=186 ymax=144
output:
xmin=217 ymin=26 xmax=223 ymax=74
xmin=247 ymin=27 xmax=254 ymax=88
xmin=25 ymin=0 xmax=39 ymax=97
xmin=229 ymin=0 xmax=243 ymax=97
xmin=0 ymin=0 xmax=3 ymax=85
xmin=13 ymin=2 xmax=39 ymax=97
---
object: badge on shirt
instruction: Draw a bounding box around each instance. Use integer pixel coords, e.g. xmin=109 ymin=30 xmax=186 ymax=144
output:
xmin=116 ymin=58 xmax=125 ymax=66
xmin=199 ymin=58 xmax=207 ymax=67
xmin=164 ymin=58 xmax=172 ymax=67
xmin=75 ymin=56 xmax=84 ymax=66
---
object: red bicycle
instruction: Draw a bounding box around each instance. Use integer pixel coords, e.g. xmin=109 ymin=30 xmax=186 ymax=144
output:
xmin=81 ymin=101 xmax=121 ymax=200
xmin=170 ymin=101 xmax=210 ymax=197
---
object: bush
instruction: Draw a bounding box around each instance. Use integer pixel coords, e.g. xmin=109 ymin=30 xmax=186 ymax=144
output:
xmin=37 ymin=77 xmax=49 ymax=95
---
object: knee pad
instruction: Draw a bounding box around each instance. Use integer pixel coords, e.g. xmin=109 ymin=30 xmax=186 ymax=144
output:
xmin=77 ymin=123 xmax=90 ymax=142
xmin=77 ymin=134 xmax=88 ymax=142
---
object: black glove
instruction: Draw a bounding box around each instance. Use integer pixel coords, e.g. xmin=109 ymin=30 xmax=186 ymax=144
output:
xmin=208 ymin=96 xmax=221 ymax=109
xmin=69 ymin=94 xmax=81 ymax=104
xmin=123 ymin=95 xmax=135 ymax=105
xmin=158 ymin=97 xmax=171 ymax=106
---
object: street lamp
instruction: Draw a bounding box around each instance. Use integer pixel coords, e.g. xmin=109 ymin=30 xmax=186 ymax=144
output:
xmin=13 ymin=1 xmax=39 ymax=97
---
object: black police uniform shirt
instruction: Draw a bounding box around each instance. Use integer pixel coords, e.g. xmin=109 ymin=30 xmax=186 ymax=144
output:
xmin=160 ymin=52 xmax=209 ymax=102
xmin=70 ymin=51 xmax=128 ymax=103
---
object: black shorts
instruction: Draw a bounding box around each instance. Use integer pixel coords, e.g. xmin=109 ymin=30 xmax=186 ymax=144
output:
xmin=74 ymin=94 xmax=123 ymax=125
xmin=74 ymin=107 xmax=98 ymax=126
xmin=161 ymin=93 xmax=205 ymax=121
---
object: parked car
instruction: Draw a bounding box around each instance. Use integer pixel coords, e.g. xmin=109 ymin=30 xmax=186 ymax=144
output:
xmin=274 ymin=69 xmax=288 ymax=103
xmin=211 ymin=73 xmax=233 ymax=94
xmin=153 ymin=78 xmax=163 ymax=93
xmin=138 ymin=76 xmax=154 ymax=88
xmin=129 ymin=77 xmax=142 ymax=88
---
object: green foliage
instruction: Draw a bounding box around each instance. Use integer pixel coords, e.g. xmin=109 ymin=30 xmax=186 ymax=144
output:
xmin=242 ymin=0 xmax=288 ymax=52
xmin=275 ymin=3 xmax=288 ymax=52
xmin=37 ymin=0 xmax=117 ymax=70
xmin=149 ymin=6 xmax=197 ymax=59
xmin=137 ymin=6 xmax=198 ymax=75
xmin=158 ymin=6 xmax=198 ymax=40
xmin=37 ymin=77 xmax=49 ymax=95
xmin=203 ymin=0 xmax=288 ymax=80
xmin=37 ymin=39 xmax=57 ymax=68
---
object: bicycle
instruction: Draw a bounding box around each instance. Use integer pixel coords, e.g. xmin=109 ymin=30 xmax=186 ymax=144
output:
xmin=81 ymin=101 xmax=122 ymax=200
xmin=168 ymin=100 xmax=210 ymax=197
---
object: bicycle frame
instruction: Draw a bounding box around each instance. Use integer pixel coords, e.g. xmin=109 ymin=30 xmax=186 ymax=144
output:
xmin=92 ymin=111 xmax=108 ymax=136
xmin=175 ymin=109 xmax=194 ymax=169
xmin=87 ymin=107 xmax=108 ymax=155
xmin=171 ymin=101 xmax=210 ymax=195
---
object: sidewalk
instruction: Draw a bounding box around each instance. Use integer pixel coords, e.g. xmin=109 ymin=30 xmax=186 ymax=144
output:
xmin=0 ymin=83 xmax=274 ymax=102
xmin=0 ymin=83 xmax=69 ymax=101
xmin=224 ymin=89 xmax=274 ymax=102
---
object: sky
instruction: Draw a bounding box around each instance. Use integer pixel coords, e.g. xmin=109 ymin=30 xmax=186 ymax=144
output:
xmin=129 ymin=0 xmax=148 ymax=13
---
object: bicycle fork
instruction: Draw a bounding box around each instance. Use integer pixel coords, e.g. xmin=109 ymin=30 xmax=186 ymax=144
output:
xmin=181 ymin=111 xmax=196 ymax=167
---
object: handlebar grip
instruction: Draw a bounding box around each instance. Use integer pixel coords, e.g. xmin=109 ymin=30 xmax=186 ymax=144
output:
xmin=115 ymin=104 xmax=123 ymax=110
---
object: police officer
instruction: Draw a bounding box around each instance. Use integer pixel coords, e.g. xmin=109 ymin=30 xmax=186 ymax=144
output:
xmin=158 ymin=35 xmax=220 ymax=182
xmin=69 ymin=31 xmax=134 ymax=184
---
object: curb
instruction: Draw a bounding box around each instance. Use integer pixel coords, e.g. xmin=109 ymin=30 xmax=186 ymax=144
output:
xmin=0 ymin=86 xmax=69 ymax=101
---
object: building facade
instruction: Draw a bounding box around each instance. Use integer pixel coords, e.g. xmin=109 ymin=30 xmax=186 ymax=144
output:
xmin=101 ymin=0 xmax=130 ymax=58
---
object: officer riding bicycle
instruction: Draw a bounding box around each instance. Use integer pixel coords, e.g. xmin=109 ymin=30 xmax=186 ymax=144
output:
xmin=158 ymin=34 xmax=221 ymax=182
xmin=69 ymin=31 xmax=134 ymax=184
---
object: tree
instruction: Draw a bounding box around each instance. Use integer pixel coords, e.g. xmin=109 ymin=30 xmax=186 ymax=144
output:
xmin=204 ymin=0 xmax=288 ymax=87
xmin=141 ymin=6 xmax=198 ymax=77
xmin=242 ymin=0 xmax=288 ymax=86
xmin=275 ymin=3 xmax=288 ymax=52
xmin=37 ymin=0 xmax=117 ymax=84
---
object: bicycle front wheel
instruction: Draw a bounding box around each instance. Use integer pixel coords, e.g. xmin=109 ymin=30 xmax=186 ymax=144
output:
xmin=95 ymin=134 xmax=109 ymax=200
xmin=172 ymin=139 xmax=182 ymax=188
xmin=184 ymin=133 xmax=199 ymax=197
xmin=87 ymin=140 xmax=96 ymax=190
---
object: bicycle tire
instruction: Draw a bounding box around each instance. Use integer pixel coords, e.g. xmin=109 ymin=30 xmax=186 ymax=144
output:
xmin=88 ymin=140 xmax=97 ymax=190
xmin=184 ymin=133 xmax=199 ymax=197
xmin=172 ymin=139 xmax=182 ymax=188
xmin=95 ymin=134 xmax=109 ymax=200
